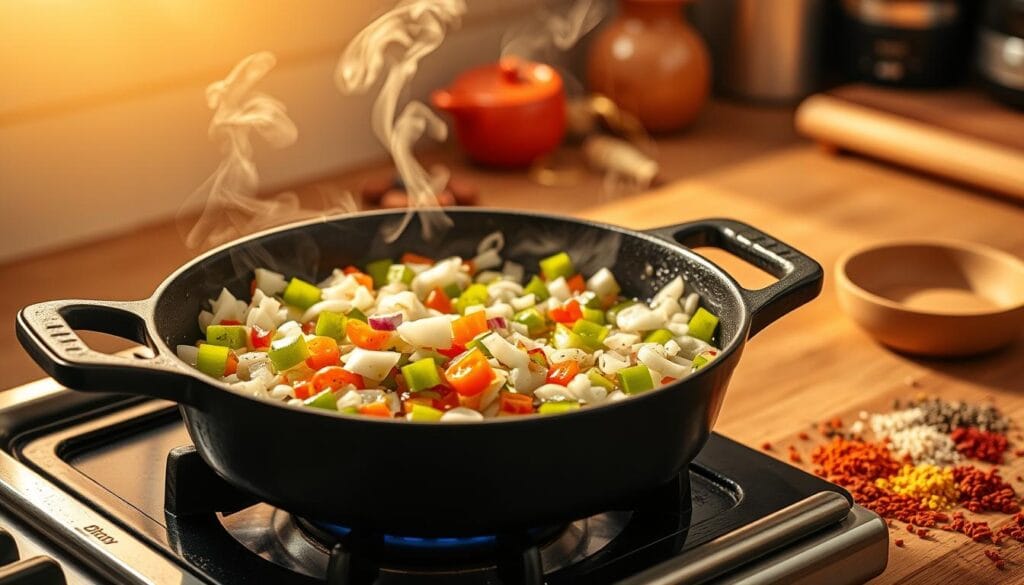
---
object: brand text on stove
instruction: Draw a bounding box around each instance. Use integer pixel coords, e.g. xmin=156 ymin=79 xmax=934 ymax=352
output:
xmin=82 ymin=524 xmax=118 ymax=545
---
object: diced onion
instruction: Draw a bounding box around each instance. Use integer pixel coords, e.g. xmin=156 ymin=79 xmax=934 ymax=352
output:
xmin=343 ymin=349 xmax=401 ymax=381
xmin=369 ymin=312 xmax=403 ymax=331
xmin=486 ymin=316 xmax=508 ymax=331
xmin=440 ymin=407 xmax=485 ymax=422
xmin=396 ymin=316 xmax=454 ymax=350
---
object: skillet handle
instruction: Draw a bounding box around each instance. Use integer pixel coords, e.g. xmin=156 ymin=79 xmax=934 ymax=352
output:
xmin=15 ymin=299 xmax=202 ymax=405
xmin=644 ymin=218 xmax=823 ymax=338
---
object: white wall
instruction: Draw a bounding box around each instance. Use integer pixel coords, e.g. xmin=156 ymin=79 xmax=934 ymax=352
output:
xmin=0 ymin=1 xmax=536 ymax=262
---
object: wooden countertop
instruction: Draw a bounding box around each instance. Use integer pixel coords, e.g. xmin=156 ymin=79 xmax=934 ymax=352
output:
xmin=2 ymin=99 xmax=1024 ymax=583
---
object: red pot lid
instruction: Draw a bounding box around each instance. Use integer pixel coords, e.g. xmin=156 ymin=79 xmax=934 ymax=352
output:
xmin=432 ymin=57 xmax=563 ymax=110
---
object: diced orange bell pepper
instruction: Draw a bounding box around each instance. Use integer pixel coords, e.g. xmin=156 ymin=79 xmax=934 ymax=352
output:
xmin=444 ymin=348 xmax=495 ymax=396
xmin=548 ymin=300 xmax=583 ymax=324
xmin=499 ymin=392 xmax=534 ymax=415
xmin=358 ymin=402 xmax=393 ymax=417
xmin=305 ymin=337 xmax=341 ymax=370
xmin=346 ymin=319 xmax=392 ymax=350
xmin=401 ymin=252 xmax=434 ymax=266
xmin=566 ymin=274 xmax=585 ymax=294
xmin=425 ymin=287 xmax=454 ymax=314
xmin=451 ymin=311 xmax=489 ymax=346
xmin=546 ymin=360 xmax=580 ymax=386
xmin=293 ymin=382 xmax=312 ymax=400
xmin=224 ymin=352 xmax=239 ymax=376
xmin=311 ymin=365 xmax=365 ymax=392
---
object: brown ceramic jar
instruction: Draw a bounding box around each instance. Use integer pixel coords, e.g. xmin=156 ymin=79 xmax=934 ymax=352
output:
xmin=587 ymin=0 xmax=710 ymax=133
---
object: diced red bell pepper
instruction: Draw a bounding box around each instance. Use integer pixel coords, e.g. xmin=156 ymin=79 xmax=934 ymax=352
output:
xmin=661 ymin=376 xmax=676 ymax=385
xmin=358 ymin=402 xmax=392 ymax=417
xmin=566 ymin=274 xmax=585 ymax=294
xmin=425 ymin=287 xmax=454 ymax=314
xmin=452 ymin=311 xmax=488 ymax=346
xmin=250 ymin=325 xmax=272 ymax=349
xmin=302 ymin=321 xmax=317 ymax=335
xmin=437 ymin=344 xmax=466 ymax=360
xmin=346 ymin=319 xmax=392 ymax=350
xmin=343 ymin=266 xmax=360 ymax=274
xmin=293 ymin=382 xmax=312 ymax=400
xmin=219 ymin=319 xmax=242 ymax=326
xmin=401 ymin=252 xmax=434 ymax=266
xmin=437 ymin=387 xmax=460 ymax=411
xmin=499 ymin=392 xmax=534 ymax=415
xmin=305 ymin=337 xmax=341 ymax=370
xmin=548 ymin=300 xmax=583 ymax=324
xmin=546 ymin=360 xmax=580 ymax=386
xmin=310 ymin=366 xmax=365 ymax=394
xmin=444 ymin=348 xmax=495 ymax=396
xmin=224 ymin=352 xmax=239 ymax=376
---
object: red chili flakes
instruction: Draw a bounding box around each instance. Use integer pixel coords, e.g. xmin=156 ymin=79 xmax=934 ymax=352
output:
xmin=907 ymin=524 xmax=915 ymax=532
xmin=985 ymin=550 xmax=1006 ymax=570
xmin=788 ymin=445 xmax=803 ymax=463
xmin=894 ymin=539 xmax=904 ymax=548
xmin=996 ymin=511 xmax=1024 ymax=542
xmin=954 ymin=466 xmax=1020 ymax=514
xmin=830 ymin=416 xmax=843 ymax=428
xmin=949 ymin=512 xmax=995 ymax=543
xmin=761 ymin=442 xmax=772 ymax=451
xmin=798 ymin=431 xmax=810 ymax=441
xmin=1014 ymin=449 xmax=1024 ymax=457
xmin=916 ymin=528 xmax=930 ymax=539
xmin=951 ymin=427 xmax=1009 ymax=464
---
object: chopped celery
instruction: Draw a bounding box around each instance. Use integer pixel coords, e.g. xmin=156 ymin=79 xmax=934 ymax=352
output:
xmin=514 ymin=307 xmax=548 ymax=337
xmin=443 ymin=282 xmax=463 ymax=299
xmin=282 ymin=277 xmax=322 ymax=310
xmin=583 ymin=293 xmax=602 ymax=309
xmin=409 ymin=403 xmax=444 ymax=421
xmin=365 ymin=259 xmax=393 ymax=288
xmin=387 ymin=264 xmax=415 ymax=285
xmin=553 ymin=323 xmax=586 ymax=350
xmin=587 ymin=368 xmax=615 ymax=392
xmin=455 ymin=283 xmax=489 ymax=314
xmin=617 ymin=364 xmax=654 ymax=394
xmin=643 ymin=329 xmax=674 ymax=345
xmin=196 ymin=344 xmax=230 ymax=377
xmin=401 ymin=358 xmax=442 ymax=392
xmin=346 ymin=308 xmax=368 ymax=323
xmin=692 ymin=354 xmax=709 ymax=370
xmin=539 ymin=401 xmax=581 ymax=415
xmin=206 ymin=325 xmax=247 ymax=349
xmin=304 ymin=389 xmax=338 ymax=410
xmin=582 ymin=307 xmax=606 ymax=325
xmin=268 ymin=335 xmax=309 ymax=371
xmin=571 ymin=319 xmax=609 ymax=350
xmin=524 ymin=276 xmax=550 ymax=302
xmin=465 ymin=332 xmax=494 ymax=358
xmin=539 ymin=252 xmax=574 ymax=281
xmin=606 ymin=300 xmax=637 ymax=325
xmin=315 ymin=311 xmax=346 ymax=341
xmin=688 ymin=307 xmax=719 ymax=343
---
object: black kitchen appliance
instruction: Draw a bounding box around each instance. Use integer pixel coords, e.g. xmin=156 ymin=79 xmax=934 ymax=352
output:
xmin=979 ymin=0 xmax=1024 ymax=107
xmin=841 ymin=0 xmax=972 ymax=86
xmin=0 ymin=377 xmax=888 ymax=584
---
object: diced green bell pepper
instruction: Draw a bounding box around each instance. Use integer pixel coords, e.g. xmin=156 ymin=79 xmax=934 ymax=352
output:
xmin=443 ymin=282 xmax=463 ymax=299
xmin=304 ymin=388 xmax=338 ymax=410
xmin=582 ymin=293 xmax=602 ymax=309
xmin=465 ymin=332 xmax=494 ymax=358
xmin=340 ymin=406 xmax=359 ymax=415
xmin=514 ymin=307 xmax=548 ymax=337
xmin=196 ymin=344 xmax=231 ymax=377
xmin=538 ymin=401 xmax=581 ymax=415
xmin=365 ymin=259 xmax=393 ymax=288
xmin=401 ymin=358 xmax=442 ymax=392
xmin=409 ymin=403 xmax=444 ymax=421
xmin=282 ymin=277 xmax=322 ymax=310
xmin=206 ymin=325 xmax=247 ymax=349
xmin=268 ymin=334 xmax=309 ymax=371
xmin=693 ymin=352 xmax=715 ymax=370
xmin=643 ymin=329 xmax=674 ymax=345
xmin=315 ymin=310 xmax=346 ymax=341
xmin=387 ymin=264 xmax=414 ymax=285
xmin=617 ymin=364 xmax=654 ymax=394
xmin=539 ymin=252 xmax=574 ymax=281
xmin=346 ymin=307 xmax=368 ymax=323
xmin=582 ymin=307 xmax=606 ymax=325
xmin=553 ymin=323 xmax=586 ymax=350
xmin=524 ymin=275 xmax=550 ymax=302
xmin=571 ymin=319 xmax=609 ymax=350
xmin=587 ymin=368 xmax=615 ymax=392
xmin=455 ymin=283 xmax=489 ymax=314
xmin=688 ymin=307 xmax=719 ymax=343
xmin=606 ymin=300 xmax=637 ymax=325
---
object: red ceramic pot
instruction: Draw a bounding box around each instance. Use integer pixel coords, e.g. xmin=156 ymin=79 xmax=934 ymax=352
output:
xmin=431 ymin=57 xmax=566 ymax=168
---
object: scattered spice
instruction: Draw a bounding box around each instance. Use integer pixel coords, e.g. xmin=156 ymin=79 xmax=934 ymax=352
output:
xmin=761 ymin=441 xmax=772 ymax=451
xmin=894 ymin=539 xmax=904 ymax=547
xmin=951 ymin=427 xmax=1009 ymax=464
xmin=997 ymin=511 xmax=1024 ymax=542
xmin=798 ymin=431 xmax=810 ymax=441
xmin=787 ymin=445 xmax=802 ymax=463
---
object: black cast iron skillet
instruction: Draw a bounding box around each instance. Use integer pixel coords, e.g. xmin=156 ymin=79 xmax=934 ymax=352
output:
xmin=16 ymin=209 xmax=822 ymax=535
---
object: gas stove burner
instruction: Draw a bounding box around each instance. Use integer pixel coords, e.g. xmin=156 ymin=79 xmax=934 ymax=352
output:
xmin=219 ymin=502 xmax=630 ymax=581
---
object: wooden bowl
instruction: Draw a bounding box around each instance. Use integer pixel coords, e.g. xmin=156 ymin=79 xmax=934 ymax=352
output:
xmin=836 ymin=240 xmax=1024 ymax=357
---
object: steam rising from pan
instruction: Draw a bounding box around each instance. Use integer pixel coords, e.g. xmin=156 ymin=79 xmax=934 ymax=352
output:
xmin=177 ymin=51 xmax=356 ymax=253
xmin=501 ymin=0 xmax=605 ymax=62
xmin=335 ymin=0 xmax=467 ymax=243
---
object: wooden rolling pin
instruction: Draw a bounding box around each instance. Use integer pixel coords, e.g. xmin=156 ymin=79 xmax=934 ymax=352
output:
xmin=795 ymin=94 xmax=1024 ymax=202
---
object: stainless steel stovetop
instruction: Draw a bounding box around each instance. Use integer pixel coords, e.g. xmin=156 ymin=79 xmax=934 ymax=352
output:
xmin=0 ymin=378 xmax=888 ymax=584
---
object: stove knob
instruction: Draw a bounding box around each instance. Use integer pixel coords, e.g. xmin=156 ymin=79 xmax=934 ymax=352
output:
xmin=0 ymin=557 xmax=65 ymax=585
